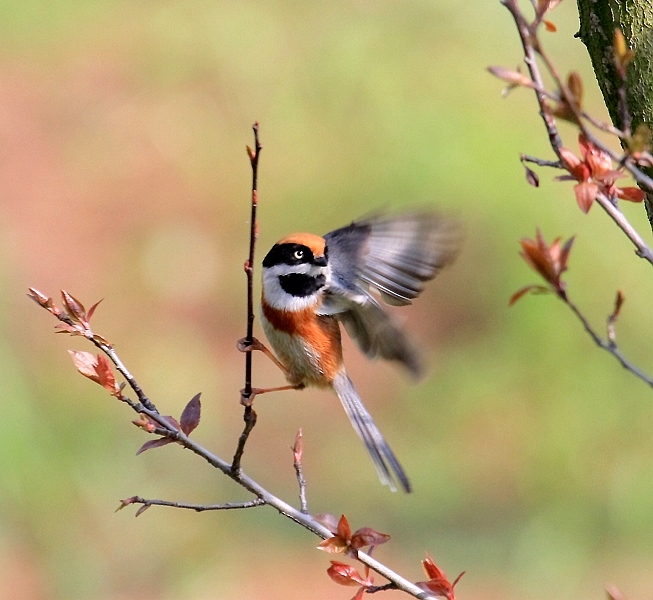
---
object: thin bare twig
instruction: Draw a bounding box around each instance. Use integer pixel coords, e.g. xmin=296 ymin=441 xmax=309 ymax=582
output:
xmin=292 ymin=429 xmax=309 ymax=514
xmin=120 ymin=496 xmax=266 ymax=513
xmin=232 ymin=123 xmax=263 ymax=474
xmin=521 ymin=154 xmax=562 ymax=169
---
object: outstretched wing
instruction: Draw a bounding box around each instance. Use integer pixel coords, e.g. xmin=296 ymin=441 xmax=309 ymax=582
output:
xmin=320 ymin=211 xmax=461 ymax=375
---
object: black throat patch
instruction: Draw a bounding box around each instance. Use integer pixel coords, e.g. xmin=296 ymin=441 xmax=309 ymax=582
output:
xmin=278 ymin=273 xmax=326 ymax=297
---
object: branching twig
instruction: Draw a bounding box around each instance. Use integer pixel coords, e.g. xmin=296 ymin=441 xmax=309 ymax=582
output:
xmin=561 ymin=293 xmax=653 ymax=388
xmin=501 ymin=0 xmax=653 ymax=266
xmin=119 ymin=496 xmax=266 ymax=513
xmin=28 ymin=121 xmax=437 ymax=599
xmin=514 ymin=231 xmax=653 ymax=389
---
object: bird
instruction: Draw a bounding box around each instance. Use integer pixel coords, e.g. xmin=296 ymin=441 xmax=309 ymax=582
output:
xmin=255 ymin=210 xmax=461 ymax=492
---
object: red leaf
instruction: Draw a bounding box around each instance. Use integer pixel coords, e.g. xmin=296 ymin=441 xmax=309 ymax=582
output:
xmin=558 ymin=147 xmax=582 ymax=174
xmin=95 ymin=354 xmax=119 ymax=395
xmin=69 ymin=350 xmax=101 ymax=382
xmin=180 ymin=393 xmax=201 ymax=435
xmin=509 ymin=285 xmax=546 ymax=306
xmin=87 ymin=299 xmax=103 ymax=321
xmin=557 ymin=235 xmax=575 ymax=273
xmin=574 ymin=181 xmax=599 ymax=213
xmin=61 ymin=290 xmax=87 ymax=324
xmin=350 ymin=527 xmax=391 ymax=550
xmin=136 ymin=437 xmax=173 ymax=455
xmin=314 ymin=513 xmax=340 ymax=534
xmin=520 ymin=237 xmax=555 ymax=283
xmin=617 ymin=186 xmax=646 ymax=202
xmin=543 ymin=19 xmax=557 ymax=32
xmin=417 ymin=578 xmax=455 ymax=600
xmin=418 ymin=556 xmax=465 ymax=600
xmin=326 ymin=562 xmax=366 ymax=587
xmin=337 ymin=515 xmax=352 ymax=542
xmin=423 ymin=556 xmax=447 ymax=581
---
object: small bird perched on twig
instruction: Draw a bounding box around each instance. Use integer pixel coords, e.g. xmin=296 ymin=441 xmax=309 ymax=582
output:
xmin=251 ymin=211 xmax=461 ymax=492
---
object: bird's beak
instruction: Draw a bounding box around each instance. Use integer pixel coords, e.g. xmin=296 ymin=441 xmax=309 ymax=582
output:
xmin=313 ymin=255 xmax=328 ymax=267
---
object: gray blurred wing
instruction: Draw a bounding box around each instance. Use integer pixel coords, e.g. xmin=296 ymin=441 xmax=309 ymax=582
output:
xmin=320 ymin=211 xmax=461 ymax=374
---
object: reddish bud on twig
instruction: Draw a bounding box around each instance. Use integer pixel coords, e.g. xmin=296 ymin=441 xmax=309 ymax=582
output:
xmin=292 ymin=428 xmax=303 ymax=463
xmin=511 ymin=229 xmax=574 ymax=304
xmin=416 ymin=555 xmax=465 ymax=600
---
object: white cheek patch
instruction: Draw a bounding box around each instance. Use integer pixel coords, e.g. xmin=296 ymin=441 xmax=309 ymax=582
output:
xmin=262 ymin=265 xmax=330 ymax=312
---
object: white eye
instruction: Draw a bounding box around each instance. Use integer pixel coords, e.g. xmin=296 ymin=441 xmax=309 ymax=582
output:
xmin=293 ymin=249 xmax=304 ymax=260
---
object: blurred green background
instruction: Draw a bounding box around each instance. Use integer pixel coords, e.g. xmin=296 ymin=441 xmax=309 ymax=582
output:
xmin=1 ymin=1 xmax=652 ymax=599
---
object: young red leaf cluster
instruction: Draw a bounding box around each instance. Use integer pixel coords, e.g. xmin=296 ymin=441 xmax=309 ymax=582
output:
xmin=559 ymin=134 xmax=645 ymax=213
xmin=416 ymin=555 xmax=465 ymax=600
xmin=317 ymin=515 xmax=396 ymax=599
xmin=68 ymin=350 xmax=121 ymax=397
xmin=28 ymin=288 xmax=109 ymax=344
xmin=316 ymin=514 xmax=390 ymax=555
xmin=510 ymin=229 xmax=574 ymax=304
xmin=134 ymin=394 xmax=202 ymax=455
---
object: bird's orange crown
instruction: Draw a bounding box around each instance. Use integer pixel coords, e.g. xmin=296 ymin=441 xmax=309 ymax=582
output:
xmin=276 ymin=232 xmax=326 ymax=256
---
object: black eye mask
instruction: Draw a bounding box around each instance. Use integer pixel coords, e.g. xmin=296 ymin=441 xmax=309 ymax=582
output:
xmin=278 ymin=273 xmax=326 ymax=297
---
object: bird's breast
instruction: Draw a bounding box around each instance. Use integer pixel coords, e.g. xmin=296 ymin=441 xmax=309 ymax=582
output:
xmin=261 ymin=296 xmax=343 ymax=387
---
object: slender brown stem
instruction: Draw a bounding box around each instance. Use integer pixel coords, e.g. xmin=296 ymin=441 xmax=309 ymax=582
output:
xmin=121 ymin=497 xmax=266 ymax=512
xmin=231 ymin=123 xmax=264 ymax=474
xmin=244 ymin=123 xmax=262 ymax=401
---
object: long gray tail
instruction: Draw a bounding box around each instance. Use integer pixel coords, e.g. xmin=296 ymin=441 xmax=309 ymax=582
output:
xmin=332 ymin=371 xmax=411 ymax=493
